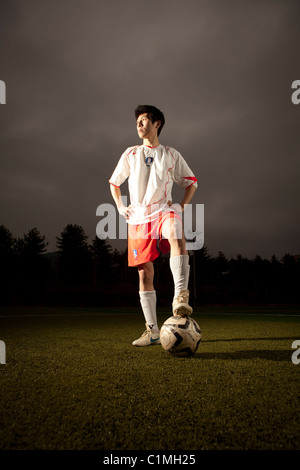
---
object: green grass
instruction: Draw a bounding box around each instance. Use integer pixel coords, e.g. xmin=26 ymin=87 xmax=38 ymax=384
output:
xmin=0 ymin=306 xmax=299 ymax=450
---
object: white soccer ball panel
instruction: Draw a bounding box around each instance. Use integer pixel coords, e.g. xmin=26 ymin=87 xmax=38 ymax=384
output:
xmin=160 ymin=316 xmax=202 ymax=357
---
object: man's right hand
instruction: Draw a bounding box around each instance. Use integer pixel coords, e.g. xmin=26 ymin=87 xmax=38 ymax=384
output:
xmin=118 ymin=205 xmax=132 ymax=220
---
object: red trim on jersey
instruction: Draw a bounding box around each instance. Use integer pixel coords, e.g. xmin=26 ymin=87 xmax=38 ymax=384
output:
xmin=181 ymin=176 xmax=198 ymax=189
xmin=126 ymin=146 xmax=139 ymax=159
xmin=109 ymin=181 xmax=120 ymax=188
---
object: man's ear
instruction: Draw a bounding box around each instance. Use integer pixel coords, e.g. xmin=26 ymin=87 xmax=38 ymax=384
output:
xmin=155 ymin=120 xmax=161 ymax=129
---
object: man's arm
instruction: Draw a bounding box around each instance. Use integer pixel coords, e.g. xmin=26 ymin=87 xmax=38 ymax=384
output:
xmin=110 ymin=184 xmax=132 ymax=219
xmin=180 ymin=184 xmax=197 ymax=210
xmin=168 ymin=184 xmax=197 ymax=212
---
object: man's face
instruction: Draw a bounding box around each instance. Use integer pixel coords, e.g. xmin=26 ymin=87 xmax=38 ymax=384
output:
xmin=136 ymin=113 xmax=159 ymax=140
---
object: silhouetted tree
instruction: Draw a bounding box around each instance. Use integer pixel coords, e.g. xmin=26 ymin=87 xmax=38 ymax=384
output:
xmin=192 ymin=245 xmax=214 ymax=303
xmin=56 ymin=224 xmax=92 ymax=286
xmin=2 ymin=221 xmax=300 ymax=306
xmin=14 ymin=227 xmax=49 ymax=287
xmin=281 ymin=253 xmax=299 ymax=302
xmin=0 ymin=225 xmax=15 ymax=287
xmin=194 ymin=245 xmax=213 ymax=283
xmin=91 ymin=236 xmax=113 ymax=286
xmin=23 ymin=227 xmax=48 ymax=256
xmin=215 ymin=251 xmax=229 ymax=274
xmin=268 ymin=254 xmax=283 ymax=301
xmin=0 ymin=225 xmax=14 ymax=255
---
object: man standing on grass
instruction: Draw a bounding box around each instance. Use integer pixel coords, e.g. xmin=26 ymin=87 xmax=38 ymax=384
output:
xmin=109 ymin=105 xmax=197 ymax=346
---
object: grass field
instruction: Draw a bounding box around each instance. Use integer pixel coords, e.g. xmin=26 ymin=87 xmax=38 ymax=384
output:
xmin=0 ymin=305 xmax=299 ymax=451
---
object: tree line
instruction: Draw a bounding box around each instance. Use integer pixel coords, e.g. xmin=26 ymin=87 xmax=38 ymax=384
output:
xmin=0 ymin=224 xmax=299 ymax=307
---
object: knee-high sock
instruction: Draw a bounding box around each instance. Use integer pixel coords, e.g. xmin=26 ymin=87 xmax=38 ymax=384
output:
xmin=139 ymin=290 xmax=159 ymax=332
xmin=169 ymin=255 xmax=190 ymax=299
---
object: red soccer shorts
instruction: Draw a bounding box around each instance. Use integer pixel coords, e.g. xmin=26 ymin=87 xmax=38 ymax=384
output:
xmin=127 ymin=211 xmax=182 ymax=267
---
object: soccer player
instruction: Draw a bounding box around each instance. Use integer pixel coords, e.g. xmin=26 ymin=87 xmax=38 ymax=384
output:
xmin=109 ymin=105 xmax=197 ymax=346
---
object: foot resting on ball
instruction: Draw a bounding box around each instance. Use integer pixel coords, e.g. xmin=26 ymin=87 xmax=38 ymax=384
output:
xmin=132 ymin=323 xmax=161 ymax=347
xmin=172 ymin=289 xmax=193 ymax=317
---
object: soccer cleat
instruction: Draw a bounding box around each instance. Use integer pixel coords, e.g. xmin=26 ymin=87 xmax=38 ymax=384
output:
xmin=132 ymin=323 xmax=161 ymax=347
xmin=172 ymin=289 xmax=193 ymax=317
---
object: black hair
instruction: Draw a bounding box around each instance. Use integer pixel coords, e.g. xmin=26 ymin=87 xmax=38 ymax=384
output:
xmin=134 ymin=105 xmax=165 ymax=136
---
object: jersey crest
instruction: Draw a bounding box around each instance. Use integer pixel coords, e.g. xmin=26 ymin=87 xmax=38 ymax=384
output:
xmin=145 ymin=156 xmax=154 ymax=166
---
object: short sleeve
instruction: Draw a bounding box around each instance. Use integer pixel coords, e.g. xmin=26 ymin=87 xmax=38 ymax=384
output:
xmin=172 ymin=150 xmax=198 ymax=190
xmin=109 ymin=148 xmax=132 ymax=187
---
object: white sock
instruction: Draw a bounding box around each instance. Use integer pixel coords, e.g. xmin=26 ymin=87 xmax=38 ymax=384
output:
xmin=170 ymin=255 xmax=190 ymax=299
xmin=139 ymin=290 xmax=159 ymax=333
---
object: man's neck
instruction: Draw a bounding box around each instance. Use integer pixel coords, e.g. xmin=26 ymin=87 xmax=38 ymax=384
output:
xmin=143 ymin=137 xmax=160 ymax=147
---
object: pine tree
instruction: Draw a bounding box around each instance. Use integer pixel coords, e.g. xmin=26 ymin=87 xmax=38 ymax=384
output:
xmin=91 ymin=236 xmax=113 ymax=286
xmin=56 ymin=224 xmax=92 ymax=286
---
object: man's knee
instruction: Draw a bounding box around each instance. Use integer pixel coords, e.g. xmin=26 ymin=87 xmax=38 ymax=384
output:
xmin=162 ymin=217 xmax=183 ymax=241
xmin=162 ymin=217 xmax=187 ymax=255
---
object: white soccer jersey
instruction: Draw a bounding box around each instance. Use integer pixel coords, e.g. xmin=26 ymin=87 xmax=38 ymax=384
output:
xmin=109 ymin=144 xmax=198 ymax=225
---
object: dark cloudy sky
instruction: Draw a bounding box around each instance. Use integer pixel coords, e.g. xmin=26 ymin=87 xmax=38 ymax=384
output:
xmin=1 ymin=0 xmax=299 ymax=259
